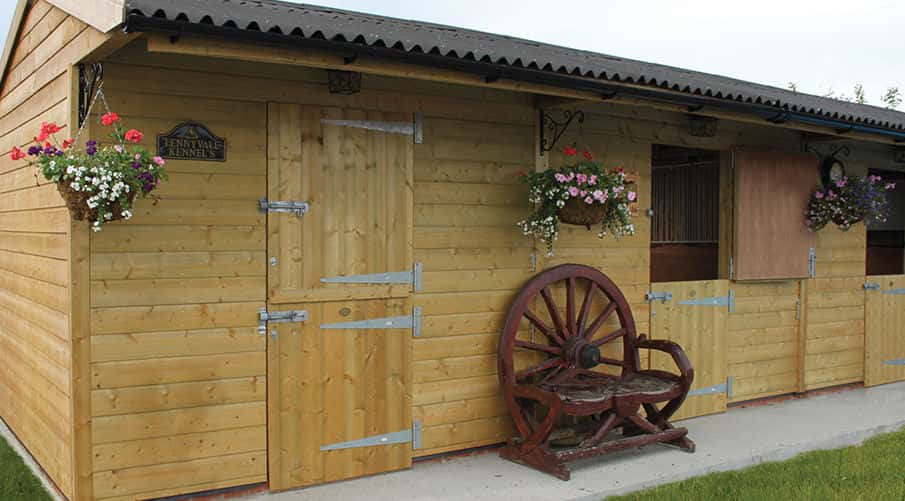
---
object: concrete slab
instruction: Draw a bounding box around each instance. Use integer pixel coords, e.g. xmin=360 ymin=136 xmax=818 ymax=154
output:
xmin=258 ymin=382 xmax=905 ymax=501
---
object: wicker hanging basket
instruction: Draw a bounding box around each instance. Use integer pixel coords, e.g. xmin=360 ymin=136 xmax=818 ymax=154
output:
xmin=57 ymin=182 xmax=135 ymax=223
xmin=557 ymin=197 xmax=607 ymax=228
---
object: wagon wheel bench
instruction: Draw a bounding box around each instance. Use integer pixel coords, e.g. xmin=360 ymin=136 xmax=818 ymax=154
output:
xmin=498 ymin=264 xmax=695 ymax=480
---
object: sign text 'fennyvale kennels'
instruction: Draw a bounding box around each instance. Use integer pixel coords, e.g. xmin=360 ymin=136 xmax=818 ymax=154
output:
xmin=157 ymin=121 xmax=226 ymax=161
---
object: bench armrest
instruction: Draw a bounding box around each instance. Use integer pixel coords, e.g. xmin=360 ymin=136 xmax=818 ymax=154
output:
xmin=637 ymin=335 xmax=694 ymax=388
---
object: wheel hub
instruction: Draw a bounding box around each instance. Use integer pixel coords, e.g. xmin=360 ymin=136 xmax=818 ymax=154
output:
xmin=564 ymin=337 xmax=601 ymax=369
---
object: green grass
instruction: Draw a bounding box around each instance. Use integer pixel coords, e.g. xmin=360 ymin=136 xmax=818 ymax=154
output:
xmin=0 ymin=433 xmax=51 ymax=501
xmin=613 ymin=428 xmax=905 ymax=501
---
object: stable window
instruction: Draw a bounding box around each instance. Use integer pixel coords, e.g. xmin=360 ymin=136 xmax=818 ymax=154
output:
xmin=650 ymin=145 xmax=721 ymax=282
xmin=733 ymin=150 xmax=817 ymax=281
xmin=867 ymin=168 xmax=905 ymax=276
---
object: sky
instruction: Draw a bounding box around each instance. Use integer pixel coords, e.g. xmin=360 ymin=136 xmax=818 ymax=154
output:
xmin=0 ymin=0 xmax=902 ymax=106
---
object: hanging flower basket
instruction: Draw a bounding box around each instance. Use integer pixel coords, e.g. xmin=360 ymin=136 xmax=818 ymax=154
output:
xmin=518 ymin=148 xmax=637 ymax=254
xmin=10 ymin=103 xmax=167 ymax=231
xmin=558 ymin=196 xmax=608 ymax=227
xmin=805 ymin=175 xmax=895 ymax=232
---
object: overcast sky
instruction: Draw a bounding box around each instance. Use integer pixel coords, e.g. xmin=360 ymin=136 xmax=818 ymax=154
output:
xmin=1 ymin=0 xmax=901 ymax=106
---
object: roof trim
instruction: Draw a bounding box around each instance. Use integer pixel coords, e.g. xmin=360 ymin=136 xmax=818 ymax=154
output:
xmin=0 ymin=0 xmax=30 ymax=92
xmin=47 ymin=0 xmax=124 ymax=33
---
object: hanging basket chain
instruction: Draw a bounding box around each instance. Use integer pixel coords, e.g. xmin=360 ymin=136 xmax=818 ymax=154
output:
xmin=73 ymin=83 xmax=115 ymax=146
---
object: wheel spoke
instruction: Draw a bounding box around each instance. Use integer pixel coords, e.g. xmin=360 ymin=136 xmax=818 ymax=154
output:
xmin=584 ymin=301 xmax=617 ymax=339
xmin=515 ymin=357 xmax=563 ymax=381
xmin=524 ymin=309 xmax=564 ymax=346
xmin=576 ymin=281 xmax=597 ymax=338
xmin=540 ymin=286 xmax=569 ymax=338
xmin=591 ymin=327 xmax=627 ymax=347
xmin=566 ymin=277 xmax=576 ymax=339
xmin=515 ymin=339 xmax=562 ymax=356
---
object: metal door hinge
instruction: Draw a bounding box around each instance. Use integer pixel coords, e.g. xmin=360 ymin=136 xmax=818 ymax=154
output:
xmin=795 ymin=296 xmax=801 ymax=320
xmin=258 ymin=308 xmax=309 ymax=336
xmin=678 ymin=289 xmax=735 ymax=313
xmin=728 ymin=256 xmax=734 ymax=280
xmin=529 ymin=251 xmax=538 ymax=272
xmin=883 ymin=288 xmax=905 ymax=295
xmin=320 ymin=262 xmax=423 ymax=292
xmin=646 ymin=291 xmax=673 ymax=303
xmin=321 ymin=420 xmax=422 ymax=451
xmin=808 ymin=248 xmax=816 ymax=278
xmin=884 ymin=359 xmax=905 ymax=366
xmin=259 ymin=197 xmax=309 ymax=217
xmin=322 ymin=113 xmax=423 ymax=144
xmin=864 ymin=282 xmax=881 ymax=291
xmin=320 ymin=306 xmax=422 ymax=336
xmin=688 ymin=376 xmax=733 ymax=399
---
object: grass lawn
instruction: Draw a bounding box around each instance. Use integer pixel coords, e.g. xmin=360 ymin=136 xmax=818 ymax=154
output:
xmin=0 ymin=433 xmax=51 ymax=501
xmin=613 ymin=428 xmax=905 ymax=501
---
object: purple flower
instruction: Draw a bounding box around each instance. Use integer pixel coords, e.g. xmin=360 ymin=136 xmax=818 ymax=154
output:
xmin=86 ymin=140 xmax=97 ymax=156
xmin=132 ymin=161 xmax=142 ymax=169
xmin=27 ymin=146 xmax=41 ymax=156
xmin=44 ymin=146 xmax=55 ymax=155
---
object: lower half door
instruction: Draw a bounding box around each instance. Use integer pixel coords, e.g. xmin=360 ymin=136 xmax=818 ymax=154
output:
xmin=865 ymin=275 xmax=905 ymax=387
xmin=267 ymin=297 xmax=412 ymax=490
xmin=649 ymin=280 xmax=729 ymax=420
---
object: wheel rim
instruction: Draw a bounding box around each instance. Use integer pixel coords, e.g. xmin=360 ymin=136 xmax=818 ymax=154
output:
xmin=498 ymin=264 xmax=638 ymax=440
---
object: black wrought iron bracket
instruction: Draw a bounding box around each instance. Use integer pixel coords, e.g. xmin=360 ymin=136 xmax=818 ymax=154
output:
xmin=78 ymin=63 xmax=103 ymax=129
xmin=539 ymin=109 xmax=584 ymax=156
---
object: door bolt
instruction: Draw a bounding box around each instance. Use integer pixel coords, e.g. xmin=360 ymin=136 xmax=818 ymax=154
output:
xmin=270 ymin=257 xmax=278 ymax=267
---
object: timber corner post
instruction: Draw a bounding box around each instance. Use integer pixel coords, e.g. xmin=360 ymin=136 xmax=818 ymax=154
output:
xmin=68 ymin=63 xmax=94 ymax=501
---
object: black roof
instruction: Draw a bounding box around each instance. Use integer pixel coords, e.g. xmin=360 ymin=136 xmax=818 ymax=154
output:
xmin=124 ymin=0 xmax=905 ymax=135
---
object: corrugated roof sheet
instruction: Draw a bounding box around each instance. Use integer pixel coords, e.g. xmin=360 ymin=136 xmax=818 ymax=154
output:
xmin=124 ymin=0 xmax=905 ymax=133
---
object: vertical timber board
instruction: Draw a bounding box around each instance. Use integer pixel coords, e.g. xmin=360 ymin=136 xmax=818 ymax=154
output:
xmin=649 ymin=280 xmax=729 ymax=420
xmin=865 ymin=275 xmax=905 ymax=387
xmin=68 ymin=64 xmax=92 ymax=501
xmin=266 ymin=103 xmax=414 ymax=490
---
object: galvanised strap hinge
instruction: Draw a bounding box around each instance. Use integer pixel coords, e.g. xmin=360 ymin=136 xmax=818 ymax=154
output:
xmin=883 ymin=288 xmax=905 ymax=295
xmin=320 ymin=420 xmax=422 ymax=451
xmin=258 ymin=308 xmax=309 ymax=336
xmin=884 ymin=359 xmax=905 ymax=366
xmin=321 ymin=113 xmax=423 ymax=144
xmin=728 ymin=256 xmax=734 ymax=280
xmin=808 ymin=247 xmax=816 ymax=278
xmin=259 ymin=197 xmax=309 ymax=217
xmin=645 ymin=291 xmax=673 ymax=303
xmin=864 ymin=282 xmax=881 ymax=291
xmin=688 ymin=376 xmax=733 ymax=399
xmin=320 ymin=306 xmax=422 ymax=337
xmin=320 ymin=262 xmax=423 ymax=292
xmin=678 ymin=289 xmax=735 ymax=313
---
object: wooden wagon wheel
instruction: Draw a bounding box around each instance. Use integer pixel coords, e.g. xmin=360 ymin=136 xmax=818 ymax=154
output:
xmin=498 ymin=264 xmax=639 ymax=446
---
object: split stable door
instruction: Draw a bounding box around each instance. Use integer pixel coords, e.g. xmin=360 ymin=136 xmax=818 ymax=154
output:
xmin=264 ymin=103 xmax=418 ymax=490
xmin=864 ymin=275 xmax=905 ymax=387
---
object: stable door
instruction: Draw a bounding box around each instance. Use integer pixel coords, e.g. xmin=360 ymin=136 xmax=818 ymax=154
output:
xmin=265 ymin=103 xmax=416 ymax=490
xmin=864 ymin=275 xmax=905 ymax=387
xmin=648 ymin=280 xmax=730 ymax=420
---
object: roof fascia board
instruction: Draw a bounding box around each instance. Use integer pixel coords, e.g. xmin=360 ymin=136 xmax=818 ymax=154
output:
xmin=142 ymin=29 xmax=898 ymax=145
xmin=0 ymin=0 xmax=30 ymax=92
xmin=47 ymin=0 xmax=125 ymax=33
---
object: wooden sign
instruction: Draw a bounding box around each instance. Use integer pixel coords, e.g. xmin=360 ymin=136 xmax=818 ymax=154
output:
xmin=157 ymin=121 xmax=226 ymax=161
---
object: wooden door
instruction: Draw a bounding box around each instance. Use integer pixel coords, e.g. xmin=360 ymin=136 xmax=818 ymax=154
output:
xmin=648 ymin=280 xmax=730 ymax=420
xmin=864 ymin=275 xmax=905 ymax=387
xmin=266 ymin=103 xmax=415 ymax=490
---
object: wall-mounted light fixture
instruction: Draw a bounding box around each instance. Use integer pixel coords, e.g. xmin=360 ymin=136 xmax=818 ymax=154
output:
xmin=328 ymin=70 xmax=362 ymax=95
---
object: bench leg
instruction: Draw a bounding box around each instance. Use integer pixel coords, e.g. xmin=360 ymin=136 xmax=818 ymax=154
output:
xmin=500 ymin=441 xmax=571 ymax=481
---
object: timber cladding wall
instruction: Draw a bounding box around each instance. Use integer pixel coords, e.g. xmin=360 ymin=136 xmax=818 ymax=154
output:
xmin=0 ymin=2 xmax=108 ymax=499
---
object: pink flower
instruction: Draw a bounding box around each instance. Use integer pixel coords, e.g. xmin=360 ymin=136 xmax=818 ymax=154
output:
xmin=576 ymin=173 xmax=587 ymax=184
xmin=584 ymin=196 xmax=594 ymax=204
xmin=9 ymin=147 xmax=25 ymax=160
xmin=814 ymin=191 xmax=824 ymax=199
xmin=886 ymin=182 xmax=897 ymax=190
xmin=835 ymin=179 xmax=846 ymax=188
xmin=114 ymin=145 xmax=123 ymax=153
xmin=568 ymin=186 xmax=579 ymax=197
xmin=565 ymin=172 xmax=575 ymax=182
xmin=627 ymin=191 xmax=637 ymax=202
xmin=153 ymin=156 xmax=165 ymax=166
xmin=554 ymin=173 xmax=567 ymax=183
xmin=588 ymin=175 xmax=597 ymax=186
xmin=593 ymin=189 xmax=606 ymax=201
xmin=579 ymin=190 xmax=587 ymax=197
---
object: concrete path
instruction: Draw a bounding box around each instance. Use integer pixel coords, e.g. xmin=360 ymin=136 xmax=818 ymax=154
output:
xmin=260 ymin=382 xmax=905 ymax=501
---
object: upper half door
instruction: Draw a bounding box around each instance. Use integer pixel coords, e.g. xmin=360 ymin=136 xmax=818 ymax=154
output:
xmin=267 ymin=103 xmax=414 ymax=304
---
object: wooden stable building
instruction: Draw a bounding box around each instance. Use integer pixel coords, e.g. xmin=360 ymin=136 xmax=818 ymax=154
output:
xmin=1 ymin=1 xmax=904 ymax=499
